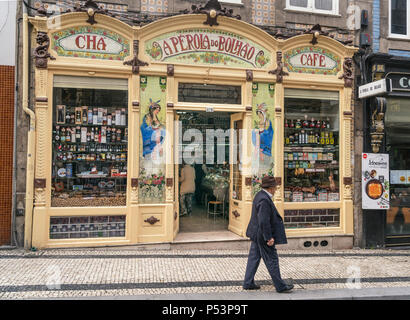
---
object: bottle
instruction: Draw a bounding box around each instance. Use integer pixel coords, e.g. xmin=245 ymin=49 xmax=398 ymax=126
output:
xmin=107 ymin=127 xmax=111 ymax=143
xmin=61 ymin=127 xmax=66 ymax=143
xmin=66 ymin=128 xmax=71 ymax=142
xmin=325 ymin=132 xmax=329 ymax=145
xmin=71 ymin=128 xmax=76 ymax=143
xmin=329 ymin=132 xmax=334 ymax=145
xmin=326 ymin=117 xmax=330 ymax=129
xmin=117 ymin=129 xmax=121 ymax=142
xmin=289 ymin=119 xmax=294 ymax=128
xmin=303 ymin=115 xmax=309 ymax=128
xmin=87 ymin=129 xmax=91 ymax=142
xmin=91 ymin=127 xmax=95 ymax=141
xmin=315 ymin=119 xmax=321 ymax=129
xmin=82 ymin=107 xmax=88 ymax=124
xmin=285 ymin=119 xmax=289 ymax=128
xmin=66 ymin=112 xmax=71 ymax=124
xmin=310 ymin=117 xmax=315 ymax=128
xmin=321 ymin=119 xmax=326 ymax=129
xmin=300 ymin=130 xmax=305 ymax=144
xmin=55 ymin=126 xmax=60 ymax=141
xmin=295 ymin=119 xmax=302 ymax=129
xmin=295 ymin=132 xmax=299 ymax=144
xmin=124 ymin=128 xmax=128 ymax=142
xmin=76 ymin=126 xmax=81 ymax=141
xmin=94 ymin=128 xmax=99 ymax=142
xmin=320 ymin=132 xmax=325 ymax=145
xmin=88 ymin=109 xmax=93 ymax=124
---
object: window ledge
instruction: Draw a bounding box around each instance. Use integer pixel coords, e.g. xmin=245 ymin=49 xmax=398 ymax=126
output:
xmin=284 ymin=8 xmax=341 ymax=18
xmin=387 ymin=36 xmax=410 ymax=42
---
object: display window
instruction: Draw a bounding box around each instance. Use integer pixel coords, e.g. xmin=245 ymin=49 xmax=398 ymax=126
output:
xmin=284 ymin=89 xmax=340 ymax=203
xmin=386 ymin=98 xmax=410 ymax=236
xmin=51 ymin=76 xmax=128 ymax=207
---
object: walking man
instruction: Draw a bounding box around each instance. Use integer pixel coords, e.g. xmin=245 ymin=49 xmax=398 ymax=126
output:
xmin=243 ymin=176 xmax=294 ymax=293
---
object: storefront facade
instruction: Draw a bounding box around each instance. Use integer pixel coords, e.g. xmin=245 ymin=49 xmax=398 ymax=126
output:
xmin=25 ymin=9 xmax=356 ymax=249
xmin=362 ymin=54 xmax=410 ymax=247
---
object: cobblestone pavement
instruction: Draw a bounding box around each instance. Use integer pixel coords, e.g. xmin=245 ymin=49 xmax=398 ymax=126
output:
xmin=0 ymin=247 xmax=410 ymax=299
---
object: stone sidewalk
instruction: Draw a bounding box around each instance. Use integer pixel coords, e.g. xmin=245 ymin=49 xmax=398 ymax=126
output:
xmin=0 ymin=246 xmax=410 ymax=299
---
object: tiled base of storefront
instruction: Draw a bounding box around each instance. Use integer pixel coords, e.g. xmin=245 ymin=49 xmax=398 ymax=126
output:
xmin=107 ymin=232 xmax=353 ymax=251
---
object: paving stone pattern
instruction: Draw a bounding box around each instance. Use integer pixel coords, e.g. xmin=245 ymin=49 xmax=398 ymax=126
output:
xmin=0 ymin=248 xmax=410 ymax=299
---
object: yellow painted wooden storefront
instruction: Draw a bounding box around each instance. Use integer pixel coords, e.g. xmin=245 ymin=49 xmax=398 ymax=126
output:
xmin=26 ymin=12 xmax=357 ymax=249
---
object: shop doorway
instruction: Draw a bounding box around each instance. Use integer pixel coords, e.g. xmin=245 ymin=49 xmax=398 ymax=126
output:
xmin=176 ymin=111 xmax=231 ymax=233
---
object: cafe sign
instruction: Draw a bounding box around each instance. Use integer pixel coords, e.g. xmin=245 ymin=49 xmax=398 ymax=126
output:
xmin=144 ymin=29 xmax=271 ymax=69
xmin=52 ymin=26 xmax=130 ymax=61
xmin=284 ymin=47 xmax=341 ymax=75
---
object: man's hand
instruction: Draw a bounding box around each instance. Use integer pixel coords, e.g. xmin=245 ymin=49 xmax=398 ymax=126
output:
xmin=267 ymin=238 xmax=275 ymax=246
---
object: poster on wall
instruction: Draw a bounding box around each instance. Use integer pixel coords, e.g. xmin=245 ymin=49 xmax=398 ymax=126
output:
xmin=139 ymin=76 xmax=167 ymax=203
xmin=362 ymin=153 xmax=390 ymax=209
xmin=251 ymin=83 xmax=275 ymax=197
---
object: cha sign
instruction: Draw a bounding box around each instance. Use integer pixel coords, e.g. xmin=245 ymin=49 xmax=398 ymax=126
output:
xmin=52 ymin=26 xmax=130 ymax=61
xmin=284 ymin=47 xmax=341 ymax=75
xmin=362 ymin=153 xmax=390 ymax=210
xmin=144 ymin=29 xmax=271 ymax=69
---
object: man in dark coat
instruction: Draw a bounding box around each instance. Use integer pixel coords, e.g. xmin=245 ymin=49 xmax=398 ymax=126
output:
xmin=243 ymin=176 xmax=294 ymax=293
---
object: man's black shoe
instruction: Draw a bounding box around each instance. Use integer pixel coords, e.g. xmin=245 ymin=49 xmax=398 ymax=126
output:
xmin=277 ymin=284 xmax=294 ymax=293
xmin=243 ymin=284 xmax=261 ymax=290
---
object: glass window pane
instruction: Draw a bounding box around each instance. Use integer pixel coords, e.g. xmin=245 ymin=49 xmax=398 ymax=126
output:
xmin=386 ymin=98 xmax=410 ymax=236
xmin=391 ymin=0 xmax=407 ymax=35
xmin=178 ymin=83 xmax=241 ymax=104
xmin=52 ymin=79 xmax=128 ymax=207
xmin=290 ymin=0 xmax=308 ymax=8
xmin=284 ymin=90 xmax=339 ymax=204
xmin=315 ymin=0 xmax=333 ymax=11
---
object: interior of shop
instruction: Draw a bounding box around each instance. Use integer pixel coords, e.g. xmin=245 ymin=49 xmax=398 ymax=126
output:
xmin=177 ymin=111 xmax=231 ymax=233
xmin=386 ymin=98 xmax=410 ymax=237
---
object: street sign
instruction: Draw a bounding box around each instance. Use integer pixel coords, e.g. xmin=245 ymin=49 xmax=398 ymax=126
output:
xmin=358 ymin=79 xmax=390 ymax=99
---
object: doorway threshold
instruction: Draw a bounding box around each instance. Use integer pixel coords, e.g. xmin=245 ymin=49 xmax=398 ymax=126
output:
xmin=171 ymin=231 xmax=249 ymax=250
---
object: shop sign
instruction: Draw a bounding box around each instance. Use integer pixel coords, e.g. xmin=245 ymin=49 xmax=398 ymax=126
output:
xmin=51 ymin=26 xmax=130 ymax=61
xmin=386 ymin=73 xmax=410 ymax=92
xmin=284 ymin=47 xmax=341 ymax=75
xmin=362 ymin=153 xmax=390 ymax=210
xmin=144 ymin=29 xmax=271 ymax=68
xmin=358 ymin=79 xmax=390 ymax=99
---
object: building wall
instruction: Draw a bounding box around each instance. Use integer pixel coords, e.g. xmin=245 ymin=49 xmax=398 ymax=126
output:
xmin=16 ymin=0 xmax=362 ymax=247
xmin=0 ymin=1 xmax=17 ymax=246
xmin=0 ymin=66 xmax=15 ymax=246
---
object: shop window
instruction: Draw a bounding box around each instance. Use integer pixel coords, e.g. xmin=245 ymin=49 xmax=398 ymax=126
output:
xmin=52 ymin=76 xmax=128 ymax=207
xmin=284 ymin=89 xmax=339 ymax=203
xmin=390 ymin=0 xmax=409 ymax=38
xmin=49 ymin=215 xmax=126 ymax=239
xmin=286 ymin=0 xmax=339 ymax=15
xmin=386 ymin=98 xmax=410 ymax=236
xmin=178 ymin=83 xmax=241 ymax=105
xmin=139 ymin=76 xmax=167 ymax=203
xmin=251 ymin=83 xmax=275 ymax=197
xmin=232 ymin=120 xmax=243 ymax=200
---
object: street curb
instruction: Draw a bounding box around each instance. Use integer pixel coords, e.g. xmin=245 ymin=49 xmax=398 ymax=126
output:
xmin=39 ymin=286 xmax=410 ymax=300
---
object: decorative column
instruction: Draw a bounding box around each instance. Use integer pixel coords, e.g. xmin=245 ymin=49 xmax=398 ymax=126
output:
xmin=273 ymin=82 xmax=284 ymax=215
xmin=31 ymin=17 xmax=51 ymax=208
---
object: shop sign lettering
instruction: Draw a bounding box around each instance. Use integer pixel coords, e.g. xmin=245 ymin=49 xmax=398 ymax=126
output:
xmin=52 ymin=26 xmax=130 ymax=61
xmin=145 ymin=29 xmax=271 ymax=68
xmin=284 ymin=47 xmax=341 ymax=75
xmin=386 ymin=73 xmax=410 ymax=92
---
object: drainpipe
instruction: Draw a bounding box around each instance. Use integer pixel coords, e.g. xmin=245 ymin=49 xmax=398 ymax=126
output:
xmin=22 ymin=5 xmax=36 ymax=250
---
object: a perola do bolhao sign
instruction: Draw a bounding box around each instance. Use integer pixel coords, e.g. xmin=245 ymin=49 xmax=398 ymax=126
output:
xmin=144 ymin=29 xmax=271 ymax=68
xmin=284 ymin=47 xmax=341 ymax=75
xmin=51 ymin=26 xmax=130 ymax=61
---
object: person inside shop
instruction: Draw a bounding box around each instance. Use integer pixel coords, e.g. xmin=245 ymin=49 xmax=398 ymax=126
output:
xmin=179 ymin=160 xmax=196 ymax=216
xmin=243 ymin=175 xmax=294 ymax=293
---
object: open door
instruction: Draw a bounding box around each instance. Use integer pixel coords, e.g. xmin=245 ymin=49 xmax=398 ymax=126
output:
xmin=229 ymin=112 xmax=247 ymax=237
xmin=173 ymin=113 xmax=180 ymax=239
